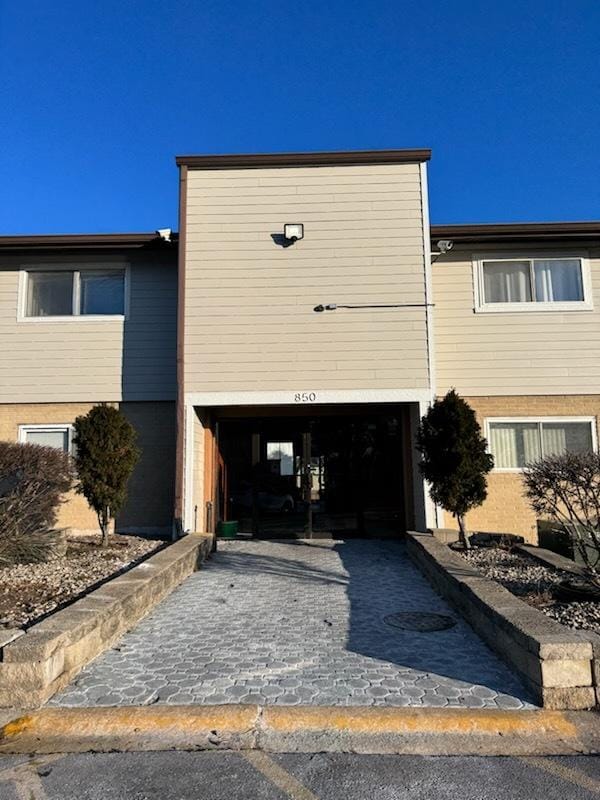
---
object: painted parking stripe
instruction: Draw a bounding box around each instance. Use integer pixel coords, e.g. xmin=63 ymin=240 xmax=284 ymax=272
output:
xmin=520 ymin=757 xmax=600 ymax=795
xmin=0 ymin=755 xmax=62 ymax=800
xmin=244 ymin=750 xmax=320 ymax=800
xmin=13 ymin=769 xmax=47 ymax=800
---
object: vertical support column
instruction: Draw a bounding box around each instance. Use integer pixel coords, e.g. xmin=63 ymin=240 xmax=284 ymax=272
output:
xmin=251 ymin=432 xmax=260 ymax=537
xmin=409 ymin=401 xmax=439 ymax=531
xmin=183 ymin=402 xmax=195 ymax=533
xmin=203 ymin=411 xmax=216 ymax=531
xmin=302 ymin=431 xmax=312 ymax=538
xmin=401 ymin=404 xmax=416 ymax=531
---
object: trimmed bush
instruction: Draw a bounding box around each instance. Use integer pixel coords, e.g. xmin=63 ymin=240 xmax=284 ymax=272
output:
xmin=417 ymin=390 xmax=494 ymax=549
xmin=0 ymin=440 xmax=74 ymax=565
xmin=73 ymin=405 xmax=140 ymax=546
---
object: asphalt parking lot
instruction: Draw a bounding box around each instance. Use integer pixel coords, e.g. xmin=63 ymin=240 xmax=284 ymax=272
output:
xmin=1 ymin=751 xmax=599 ymax=800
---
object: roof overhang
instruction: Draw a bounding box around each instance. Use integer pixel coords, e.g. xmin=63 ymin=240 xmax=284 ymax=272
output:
xmin=175 ymin=148 xmax=431 ymax=169
xmin=0 ymin=233 xmax=178 ymax=252
xmin=430 ymin=221 xmax=600 ymax=244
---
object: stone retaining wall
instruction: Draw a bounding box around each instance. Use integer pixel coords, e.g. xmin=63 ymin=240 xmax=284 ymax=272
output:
xmin=0 ymin=534 xmax=213 ymax=708
xmin=406 ymin=532 xmax=598 ymax=710
xmin=515 ymin=543 xmax=585 ymax=576
xmin=514 ymin=543 xmax=600 ymax=703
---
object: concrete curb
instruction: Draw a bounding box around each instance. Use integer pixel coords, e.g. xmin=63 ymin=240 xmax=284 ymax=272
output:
xmin=0 ymin=705 xmax=599 ymax=756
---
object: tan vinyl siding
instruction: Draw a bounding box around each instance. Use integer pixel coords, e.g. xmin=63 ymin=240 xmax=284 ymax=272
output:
xmin=433 ymin=245 xmax=600 ymax=396
xmin=0 ymin=252 xmax=176 ymax=403
xmin=183 ymin=163 xmax=430 ymax=393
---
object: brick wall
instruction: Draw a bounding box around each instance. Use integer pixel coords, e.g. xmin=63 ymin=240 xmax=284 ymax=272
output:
xmin=439 ymin=395 xmax=600 ymax=543
xmin=0 ymin=402 xmax=107 ymax=531
xmin=118 ymin=401 xmax=175 ymax=534
xmin=0 ymin=401 xmax=175 ymax=535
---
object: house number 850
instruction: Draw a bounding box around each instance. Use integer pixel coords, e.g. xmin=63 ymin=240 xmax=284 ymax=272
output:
xmin=294 ymin=392 xmax=317 ymax=403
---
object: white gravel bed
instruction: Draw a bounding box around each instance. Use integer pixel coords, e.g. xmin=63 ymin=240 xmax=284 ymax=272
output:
xmin=461 ymin=547 xmax=600 ymax=636
xmin=0 ymin=534 xmax=163 ymax=629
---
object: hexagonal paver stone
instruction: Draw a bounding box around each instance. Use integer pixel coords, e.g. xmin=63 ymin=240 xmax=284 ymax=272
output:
xmin=49 ymin=539 xmax=535 ymax=710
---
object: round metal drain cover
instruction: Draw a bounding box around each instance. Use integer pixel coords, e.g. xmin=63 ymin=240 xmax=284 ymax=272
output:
xmin=383 ymin=612 xmax=456 ymax=632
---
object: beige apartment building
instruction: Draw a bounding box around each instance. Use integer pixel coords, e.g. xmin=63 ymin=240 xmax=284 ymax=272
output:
xmin=2 ymin=149 xmax=599 ymax=543
xmin=0 ymin=234 xmax=178 ymax=535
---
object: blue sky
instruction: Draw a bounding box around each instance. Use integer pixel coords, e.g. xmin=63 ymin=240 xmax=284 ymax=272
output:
xmin=1 ymin=1 xmax=599 ymax=234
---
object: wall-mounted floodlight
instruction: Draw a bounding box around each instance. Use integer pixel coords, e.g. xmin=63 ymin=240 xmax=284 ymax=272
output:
xmin=156 ymin=228 xmax=172 ymax=242
xmin=436 ymin=239 xmax=453 ymax=253
xmin=284 ymin=223 xmax=304 ymax=244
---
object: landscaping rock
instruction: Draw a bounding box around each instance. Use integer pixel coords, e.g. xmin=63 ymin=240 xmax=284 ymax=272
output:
xmin=0 ymin=534 xmax=163 ymax=629
xmin=462 ymin=547 xmax=600 ymax=636
xmin=468 ymin=532 xmax=525 ymax=548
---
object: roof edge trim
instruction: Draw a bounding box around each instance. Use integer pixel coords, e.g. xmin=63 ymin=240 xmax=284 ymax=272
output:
xmin=0 ymin=233 xmax=177 ymax=250
xmin=175 ymin=149 xmax=432 ymax=169
xmin=431 ymin=221 xmax=600 ymax=242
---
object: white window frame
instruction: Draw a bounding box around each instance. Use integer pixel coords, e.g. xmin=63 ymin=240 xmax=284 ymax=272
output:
xmin=484 ymin=416 xmax=597 ymax=473
xmin=17 ymin=263 xmax=130 ymax=322
xmin=18 ymin=423 xmax=75 ymax=454
xmin=472 ymin=253 xmax=593 ymax=313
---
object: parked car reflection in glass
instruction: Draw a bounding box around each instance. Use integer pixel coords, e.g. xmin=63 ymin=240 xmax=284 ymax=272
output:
xmin=230 ymin=482 xmax=297 ymax=514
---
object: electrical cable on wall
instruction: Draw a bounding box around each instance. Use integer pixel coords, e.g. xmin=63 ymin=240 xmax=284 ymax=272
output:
xmin=313 ymin=302 xmax=435 ymax=312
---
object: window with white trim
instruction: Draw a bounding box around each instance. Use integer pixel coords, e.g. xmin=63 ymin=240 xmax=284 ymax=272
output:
xmin=18 ymin=424 xmax=74 ymax=454
xmin=486 ymin=418 xmax=595 ymax=470
xmin=475 ymin=257 xmax=590 ymax=311
xmin=24 ymin=269 xmax=126 ymax=317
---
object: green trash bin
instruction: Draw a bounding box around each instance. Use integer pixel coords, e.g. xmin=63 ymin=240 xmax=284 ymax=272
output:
xmin=217 ymin=520 xmax=238 ymax=539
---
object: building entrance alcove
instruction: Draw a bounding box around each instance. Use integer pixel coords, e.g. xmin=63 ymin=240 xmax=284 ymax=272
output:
xmin=210 ymin=404 xmax=415 ymax=538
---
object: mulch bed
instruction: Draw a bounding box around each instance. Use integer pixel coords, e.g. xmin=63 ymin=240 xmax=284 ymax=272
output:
xmin=0 ymin=534 xmax=164 ymax=630
xmin=461 ymin=547 xmax=600 ymax=636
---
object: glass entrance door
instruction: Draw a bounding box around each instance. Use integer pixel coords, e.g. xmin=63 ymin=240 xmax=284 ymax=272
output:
xmin=309 ymin=414 xmax=406 ymax=537
xmin=222 ymin=420 xmax=311 ymax=537
xmin=218 ymin=408 xmax=406 ymax=539
xmin=250 ymin=430 xmax=311 ymax=537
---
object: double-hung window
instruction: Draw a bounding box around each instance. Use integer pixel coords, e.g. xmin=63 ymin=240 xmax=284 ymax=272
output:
xmin=18 ymin=424 xmax=74 ymax=454
xmin=486 ymin=418 xmax=596 ymax=470
xmin=475 ymin=256 xmax=590 ymax=312
xmin=22 ymin=268 xmax=126 ymax=318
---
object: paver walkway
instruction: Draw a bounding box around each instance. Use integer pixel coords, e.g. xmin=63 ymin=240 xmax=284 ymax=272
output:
xmin=51 ymin=539 xmax=534 ymax=709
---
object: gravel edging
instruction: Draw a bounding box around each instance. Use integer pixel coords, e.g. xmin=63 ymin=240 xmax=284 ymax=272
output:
xmin=461 ymin=547 xmax=600 ymax=636
xmin=0 ymin=534 xmax=164 ymax=630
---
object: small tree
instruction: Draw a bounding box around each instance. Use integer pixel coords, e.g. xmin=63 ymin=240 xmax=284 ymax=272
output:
xmin=73 ymin=405 xmax=140 ymax=546
xmin=523 ymin=452 xmax=600 ymax=580
xmin=416 ymin=390 xmax=493 ymax=548
xmin=0 ymin=440 xmax=73 ymax=564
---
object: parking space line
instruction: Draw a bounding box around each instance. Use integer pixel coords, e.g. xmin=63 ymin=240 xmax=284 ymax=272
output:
xmin=243 ymin=750 xmax=320 ymax=800
xmin=0 ymin=755 xmax=62 ymax=800
xmin=520 ymin=756 xmax=600 ymax=795
xmin=11 ymin=765 xmax=48 ymax=800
